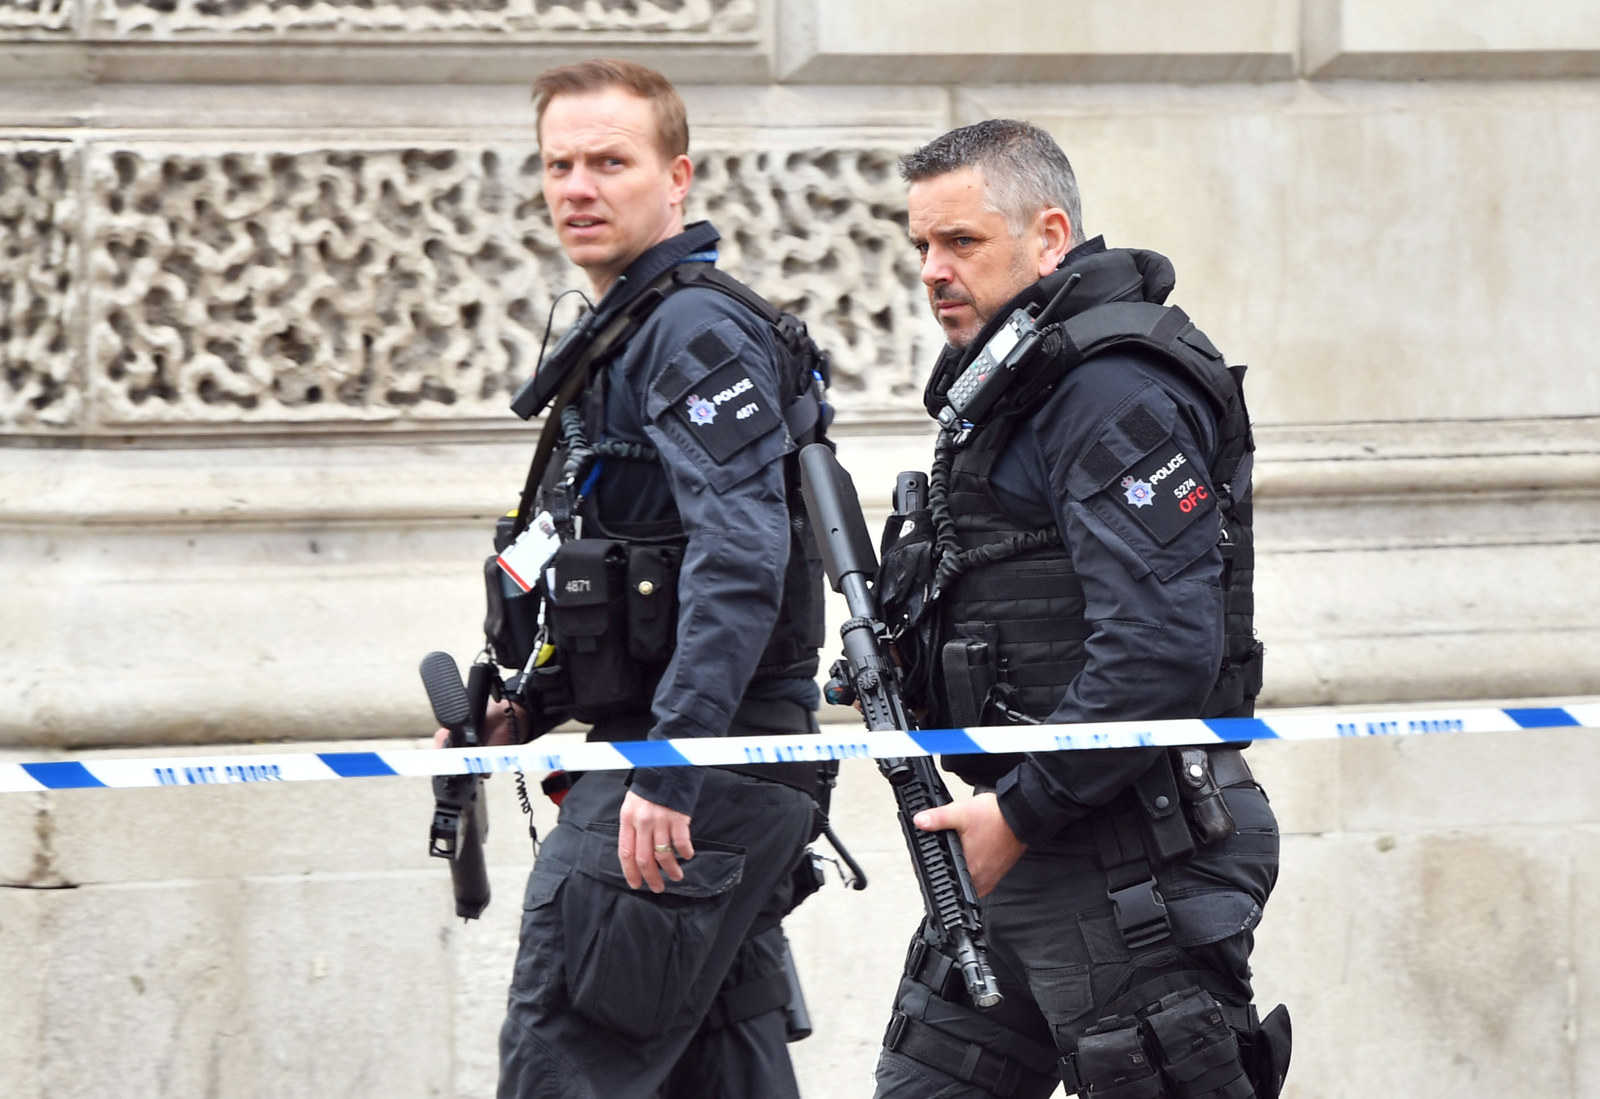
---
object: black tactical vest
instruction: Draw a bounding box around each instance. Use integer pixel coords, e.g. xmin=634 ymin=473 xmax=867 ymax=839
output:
xmin=542 ymin=266 xmax=832 ymax=718
xmin=929 ymin=300 xmax=1262 ymax=729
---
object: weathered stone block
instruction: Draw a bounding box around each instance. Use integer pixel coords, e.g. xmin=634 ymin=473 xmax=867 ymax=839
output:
xmin=961 ymin=82 xmax=1600 ymax=426
xmin=1577 ymin=826 xmax=1600 ymax=1099
xmin=0 ymin=888 xmax=47 ymax=1099
xmin=1307 ymin=0 xmax=1600 ymax=78
xmin=1337 ymin=726 xmax=1600 ymax=833
xmin=779 ymin=0 xmax=1297 ymax=83
xmin=13 ymin=872 xmax=455 ymax=1099
xmin=1251 ymin=827 xmax=1577 ymax=1098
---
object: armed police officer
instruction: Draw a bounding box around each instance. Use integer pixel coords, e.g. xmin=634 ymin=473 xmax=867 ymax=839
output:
xmin=867 ymin=120 xmax=1290 ymax=1098
xmin=459 ymin=60 xmax=835 ymax=1099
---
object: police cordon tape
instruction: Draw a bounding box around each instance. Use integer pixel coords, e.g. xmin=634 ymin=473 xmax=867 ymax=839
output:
xmin=3 ymin=703 xmax=1598 ymax=794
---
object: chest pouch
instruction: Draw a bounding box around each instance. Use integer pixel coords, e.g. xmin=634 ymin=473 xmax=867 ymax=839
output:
xmin=482 ymin=514 xmax=543 ymax=671
xmin=625 ymin=545 xmax=681 ymax=664
xmin=874 ymin=505 xmax=937 ymax=711
xmin=548 ymin=539 xmax=647 ymax=719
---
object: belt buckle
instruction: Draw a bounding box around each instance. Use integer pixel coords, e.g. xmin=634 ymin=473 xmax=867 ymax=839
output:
xmin=904 ymin=937 xmax=928 ymax=979
xmin=884 ymin=1010 xmax=909 ymax=1052
xmin=1109 ymin=876 xmax=1171 ymax=950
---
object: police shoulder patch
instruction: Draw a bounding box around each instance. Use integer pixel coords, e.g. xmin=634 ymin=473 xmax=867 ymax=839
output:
xmin=1108 ymin=442 xmax=1214 ymax=544
xmin=669 ymin=357 xmax=781 ymax=465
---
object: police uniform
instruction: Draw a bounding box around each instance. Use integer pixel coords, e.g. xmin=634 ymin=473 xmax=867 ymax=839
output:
xmin=872 ymin=239 xmax=1288 ymax=1099
xmin=497 ymin=222 xmax=827 ymax=1099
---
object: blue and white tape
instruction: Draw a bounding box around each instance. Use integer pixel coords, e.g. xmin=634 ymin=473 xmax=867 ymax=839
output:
xmin=2 ymin=704 xmax=1596 ymax=794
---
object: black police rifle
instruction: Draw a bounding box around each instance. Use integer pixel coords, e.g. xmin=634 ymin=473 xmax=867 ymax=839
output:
xmin=421 ymin=651 xmax=496 ymax=921
xmin=798 ymin=443 xmax=1003 ymax=1010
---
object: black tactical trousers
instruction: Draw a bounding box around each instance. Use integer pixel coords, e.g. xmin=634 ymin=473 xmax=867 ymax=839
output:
xmin=873 ymin=784 xmax=1279 ymax=1098
xmin=497 ymin=766 xmax=815 ymax=1099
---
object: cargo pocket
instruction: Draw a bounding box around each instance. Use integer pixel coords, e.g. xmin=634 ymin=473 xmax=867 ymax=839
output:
xmin=510 ymin=868 xmax=567 ymax=996
xmin=562 ymin=823 xmax=746 ymax=1040
xmin=1026 ymin=963 xmax=1094 ymax=1041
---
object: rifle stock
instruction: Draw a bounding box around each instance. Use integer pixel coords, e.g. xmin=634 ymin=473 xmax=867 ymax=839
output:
xmin=798 ymin=444 xmax=1003 ymax=1010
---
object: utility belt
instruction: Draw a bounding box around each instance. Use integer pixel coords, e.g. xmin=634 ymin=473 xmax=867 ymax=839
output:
xmin=977 ymin=746 xmax=1256 ymax=954
xmin=489 ymin=531 xmax=817 ymax=726
xmin=562 ymin=699 xmax=836 ymax=808
xmin=1087 ymin=746 xmax=1255 ymax=953
xmin=720 ymin=696 xmax=838 ymax=804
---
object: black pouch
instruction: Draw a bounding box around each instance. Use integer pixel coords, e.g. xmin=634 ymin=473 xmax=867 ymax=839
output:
xmin=1237 ymin=1004 xmax=1291 ymax=1099
xmin=1144 ymin=988 xmax=1255 ymax=1099
xmin=1135 ymin=754 xmax=1198 ymax=866
xmin=876 ymin=508 xmax=934 ymax=634
xmin=626 ymin=545 xmax=681 ymax=663
xmin=563 ymin=823 xmax=746 ymax=1040
xmin=1074 ymin=1015 xmax=1163 ymax=1099
xmin=483 ymin=555 xmax=542 ymax=671
xmin=547 ymin=539 xmax=643 ymax=718
xmin=940 ymin=637 xmax=996 ymax=729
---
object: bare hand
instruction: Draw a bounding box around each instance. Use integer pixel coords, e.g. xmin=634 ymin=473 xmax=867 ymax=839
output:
xmin=432 ymin=701 xmax=523 ymax=749
xmin=913 ymin=793 xmax=1025 ymax=897
xmin=618 ymin=789 xmax=694 ymax=893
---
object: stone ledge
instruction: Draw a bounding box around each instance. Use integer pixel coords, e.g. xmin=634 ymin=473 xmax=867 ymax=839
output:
xmin=0 ymin=81 xmax=946 ymax=133
xmin=0 ymin=41 xmax=778 ymax=85
xmin=5 ymin=418 xmax=1596 ymax=529
xmin=1306 ymin=0 xmax=1600 ymax=78
xmin=778 ymin=0 xmax=1298 ymax=83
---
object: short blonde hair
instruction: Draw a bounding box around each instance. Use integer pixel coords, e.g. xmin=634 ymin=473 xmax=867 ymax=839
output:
xmin=532 ymin=58 xmax=689 ymax=162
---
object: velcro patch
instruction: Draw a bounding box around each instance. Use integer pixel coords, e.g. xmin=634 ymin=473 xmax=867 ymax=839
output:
xmin=1108 ymin=443 xmax=1214 ymax=544
xmin=669 ymin=358 xmax=781 ymax=465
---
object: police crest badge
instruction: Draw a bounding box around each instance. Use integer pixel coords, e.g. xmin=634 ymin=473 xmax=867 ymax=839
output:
xmin=1121 ymin=475 xmax=1155 ymax=508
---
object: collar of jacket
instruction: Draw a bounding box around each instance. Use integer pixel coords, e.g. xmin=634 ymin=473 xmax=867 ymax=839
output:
xmin=590 ymin=220 xmax=723 ymax=322
xmin=921 ymin=237 xmax=1180 ymax=417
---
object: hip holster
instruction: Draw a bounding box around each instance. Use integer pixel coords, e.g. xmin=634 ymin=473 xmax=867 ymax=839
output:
xmin=1092 ymin=748 xmax=1253 ymax=954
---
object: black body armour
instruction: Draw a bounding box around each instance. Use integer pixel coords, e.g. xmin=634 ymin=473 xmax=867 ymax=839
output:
xmin=521 ymin=263 xmax=832 ymax=723
xmin=906 ymin=266 xmax=1262 ymax=743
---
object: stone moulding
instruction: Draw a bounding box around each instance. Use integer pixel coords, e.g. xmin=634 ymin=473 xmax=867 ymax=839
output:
xmin=86 ymin=0 xmax=758 ymax=38
xmin=0 ymin=138 xmax=930 ymax=435
xmin=4 ymin=420 xmax=1596 ymax=534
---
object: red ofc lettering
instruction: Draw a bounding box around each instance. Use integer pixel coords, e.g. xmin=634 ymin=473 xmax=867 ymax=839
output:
xmin=1178 ymin=484 xmax=1210 ymax=513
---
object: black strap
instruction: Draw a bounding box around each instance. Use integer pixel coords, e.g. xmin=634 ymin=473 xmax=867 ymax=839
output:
xmin=883 ymin=1012 xmax=1058 ymax=1097
xmin=703 ymin=969 xmax=791 ymax=1030
xmin=509 ymin=266 xmax=684 ymax=538
xmin=676 ymin=264 xmax=829 ymax=445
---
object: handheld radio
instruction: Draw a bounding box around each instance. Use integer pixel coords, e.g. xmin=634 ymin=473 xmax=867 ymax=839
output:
xmin=936 ymin=272 xmax=1080 ymax=437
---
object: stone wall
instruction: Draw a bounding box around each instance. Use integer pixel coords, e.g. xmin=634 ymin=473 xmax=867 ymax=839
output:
xmin=2 ymin=2 xmax=1598 ymax=1097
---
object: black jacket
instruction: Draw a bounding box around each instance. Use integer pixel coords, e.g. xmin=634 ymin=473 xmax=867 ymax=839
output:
xmin=926 ymin=239 xmax=1242 ymax=845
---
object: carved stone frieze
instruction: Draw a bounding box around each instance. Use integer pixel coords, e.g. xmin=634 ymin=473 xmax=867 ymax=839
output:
xmin=1 ymin=142 xmax=80 ymax=430
xmin=0 ymin=0 xmax=73 ymax=33
xmin=80 ymin=141 xmax=923 ymax=429
xmin=89 ymin=0 xmax=756 ymax=39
